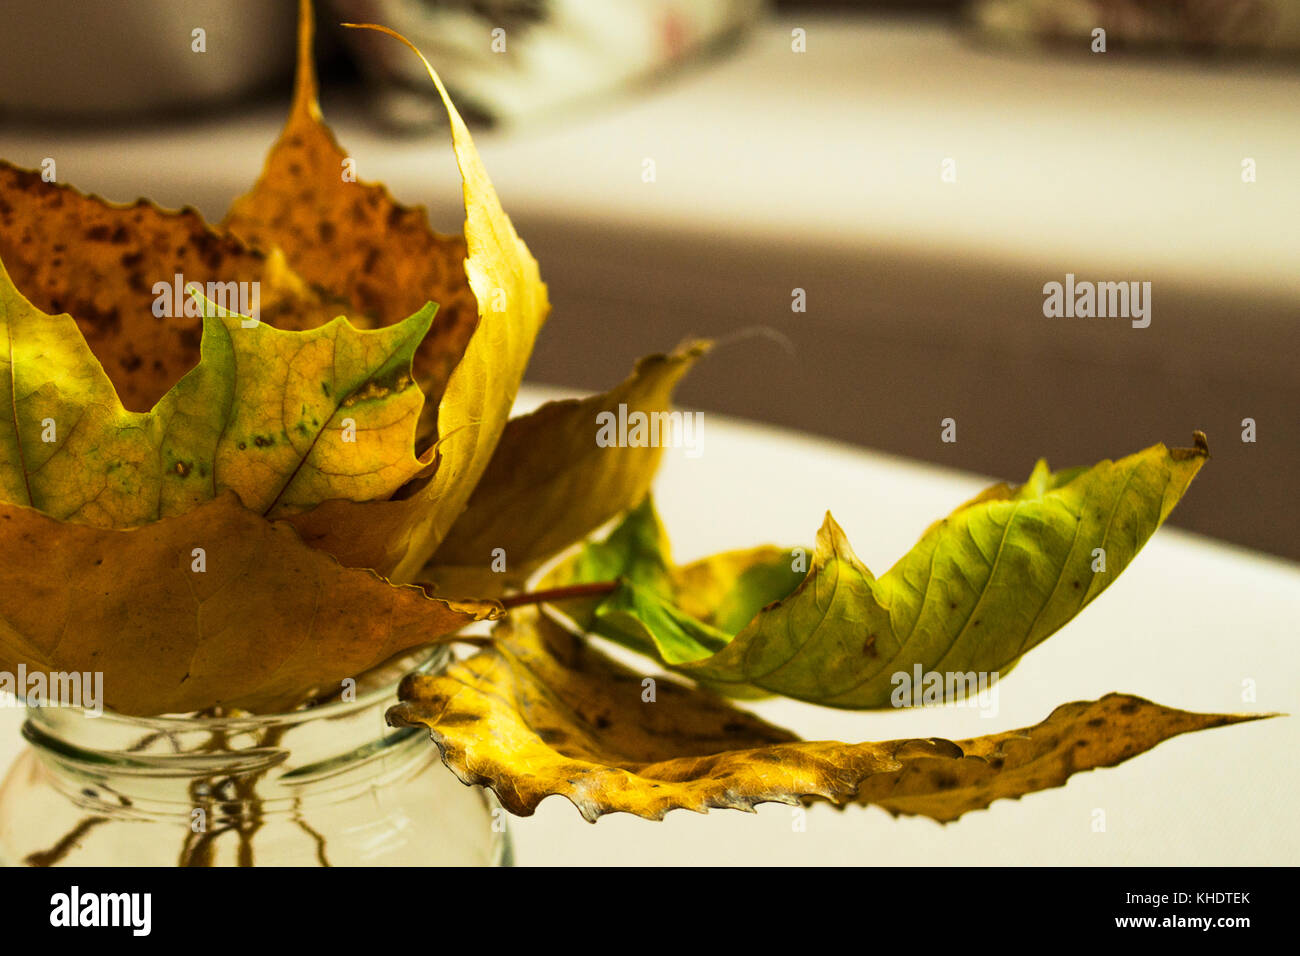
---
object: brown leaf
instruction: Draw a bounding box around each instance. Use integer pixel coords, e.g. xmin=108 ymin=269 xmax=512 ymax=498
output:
xmin=390 ymin=608 xmax=1268 ymax=822
xmin=222 ymin=0 xmax=478 ymax=418
xmin=0 ymin=494 xmax=499 ymax=715
xmin=0 ymin=161 xmax=344 ymax=411
xmin=422 ymin=341 xmax=709 ymax=596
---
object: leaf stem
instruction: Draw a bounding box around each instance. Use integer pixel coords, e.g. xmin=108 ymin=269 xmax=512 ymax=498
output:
xmin=499 ymin=581 xmax=618 ymax=609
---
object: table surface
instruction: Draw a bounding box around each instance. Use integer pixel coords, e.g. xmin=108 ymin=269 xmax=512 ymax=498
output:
xmin=2 ymin=385 xmax=1295 ymax=865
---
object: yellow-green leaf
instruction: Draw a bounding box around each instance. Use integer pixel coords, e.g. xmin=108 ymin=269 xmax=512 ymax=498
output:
xmin=546 ymin=437 xmax=1209 ymax=708
xmin=422 ymin=341 xmax=708 ymax=596
xmin=0 ymin=258 xmax=435 ymax=526
xmin=0 ymin=493 xmax=498 ymax=715
xmin=175 ymin=293 xmax=435 ymax=516
xmin=285 ymin=25 xmax=550 ymax=581
xmin=390 ymin=607 xmax=1264 ymax=822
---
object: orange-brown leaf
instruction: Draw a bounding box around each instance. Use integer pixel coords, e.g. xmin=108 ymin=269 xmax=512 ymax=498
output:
xmin=0 ymin=494 xmax=499 ymax=715
xmin=0 ymin=161 xmax=343 ymax=411
xmin=222 ymin=0 xmax=478 ymax=417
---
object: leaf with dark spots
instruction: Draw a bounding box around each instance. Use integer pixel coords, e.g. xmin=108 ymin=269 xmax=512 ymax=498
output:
xmin=390 ymin=607 xmax=1268 ymax=822
xmin=222 ymin=0 xmax=479 ymax=429
xmin=0 ymin=161 xmax=345 ymax=412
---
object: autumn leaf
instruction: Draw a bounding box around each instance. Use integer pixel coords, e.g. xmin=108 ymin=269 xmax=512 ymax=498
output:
xmin=223 ymin=0 xmax=479 ymax=423
xmin=0 ymin=258 xmax=436 ymax=525
xmin=421 ymin=341 xmax=709 ymax=597
xmin=175 ymin=292 xmax=435 ymax=516
xmin=544 ymin=437 xmax=1209 ymax=707
xmin=284 ymin=25 xmax=550 ymax=582
xmin=0 ymin=8 xmax=545 ymax=719
xmin=0 ymin=494 xmax=498 ymax=716
xmin=0 ymin=0 xmax=1261 ymax=843
xmin=389 ymin=607 xmax=1265 ymax=822
xmin=0 ymin=0 xmax=476 ymax=430
xmin=0 ymin=3 xmax=545 ymax=562
xmin=0 ymin=161 xmax=345 ymax=412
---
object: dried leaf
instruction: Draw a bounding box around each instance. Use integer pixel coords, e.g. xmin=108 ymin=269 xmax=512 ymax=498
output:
xmin=0 ymin=259 xmax=435 ymax=525
xmin=223 ymin=0 xmax=479 ymax=415
xmin=422 ymin=341 xmax=708 ymax=596
xmin=285 ymin=26 xmax=550 ymax=581
xmin=0 ymin=494 xmax=498 ymax=715
xmin=0 ymin=161 xmax=343 ymax=411
xmin=546 ymin=438 xmax=1209 ymax=708
xmin=390 ymin=608 xmax=1264 ymax=822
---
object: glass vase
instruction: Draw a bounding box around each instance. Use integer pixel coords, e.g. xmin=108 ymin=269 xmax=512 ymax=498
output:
xmin=0 ymin=648 xmax=509 ymax=866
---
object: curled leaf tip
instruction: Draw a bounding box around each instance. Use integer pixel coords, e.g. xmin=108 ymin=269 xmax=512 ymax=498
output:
xmin=340 ymin=22 xmax=455 ymax=104
xmin=1167 ymin=430 xmax=1209 ymax=463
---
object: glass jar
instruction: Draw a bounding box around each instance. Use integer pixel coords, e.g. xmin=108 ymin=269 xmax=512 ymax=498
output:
xmin=0 ymin=648 xmax=509 ymax=866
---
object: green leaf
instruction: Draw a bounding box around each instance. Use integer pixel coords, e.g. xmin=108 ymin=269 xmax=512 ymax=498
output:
xmin=0 ymin=256 xmax=435 ymax=527
xmin=556 ymin=497 xmax=787 ymax=666
xmin=545 ymin=438 xmax=1209 ymax=708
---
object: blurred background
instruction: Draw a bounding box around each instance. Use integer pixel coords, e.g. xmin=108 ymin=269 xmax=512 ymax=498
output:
xmin=0 ymin=0 xmax=1296 ymax=558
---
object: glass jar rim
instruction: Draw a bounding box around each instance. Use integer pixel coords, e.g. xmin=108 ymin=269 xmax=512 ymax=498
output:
xmin=26 ymin=644 xmax=449 ymax=734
